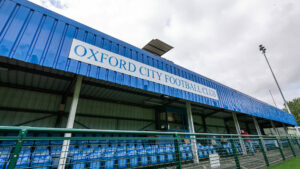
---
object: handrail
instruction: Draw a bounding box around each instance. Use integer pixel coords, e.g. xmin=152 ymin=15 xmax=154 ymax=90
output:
xmin=0 ymin=126 xmax=297 ymax=139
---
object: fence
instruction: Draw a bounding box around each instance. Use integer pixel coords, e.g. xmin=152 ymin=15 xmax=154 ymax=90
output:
xmin=0 ymin=126 xmax=299 ymax=169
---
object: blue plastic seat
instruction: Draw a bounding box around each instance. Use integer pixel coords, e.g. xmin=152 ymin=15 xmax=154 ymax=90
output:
xmin=23 ymin=133 xmax=34 ymax=146
xmin=6 ymin=156 xmax=30 ymax=168
xmin=89 ymin=151 xmax=102 ymax=168
xmin=68 ymin=146 xmax=79 ymax=157
xmin=183 ymin=144 xmax=193 ymax=159
xmin=94 ymin=146 xmax=106 ymax=153
xmin=89 ymin=134 xmax=100 ymax=146
xmin=179 ymin=145 xmax=187 ymax=160
xmin=197 ymin=143 xmax=202 ymax=150
xmin=119 ymin=134 xmax=127 ymax=144
xmin=103 ymin=151 xmax=115 ymax=169
xmin=80 ymin=146 xmax=93 ymax=155
xmin=71 ymin=153 xmax=87 ymax=169
xmin=144 ymin=144 xmax=151 ymax=150
xmin=116 ymin=149 xmax=127 ymax=168
xmin=19 ymin=147 xmax=31 ymax=157
xmin=1 ymin=147 xmax=13 ymax=168
xmin=147 ymin=145 xmax=157 ymax=164
xmin=32 ymin=147 xmax=49 ymax=157
xmin=99 ymin=134 xmax=110 ymax=146
xmin=200 ymin=146 xmax=208 ymax=158
xmin=136 ymin=139 xmax=142 ymax=144
xmin=136 ymin=144 xmax=143 ymax=150
xmin=35 ymin=133 xmax=49 ymax=146
xmin=126 ymin=144 xmax=135 ymax=151
xmin=76 ymin=134 xmax=89 ymax=145
xmin=137 ymin=148 xmax=148 ymax=166
xmin=0 ymin=147 xmax=12 ymax=160
xmin=209 ymin=145 xmax=216 ymax=154
xmin=117 ymin=145 xmax=126 ymax=151
xmin=198 ymin=150 xmax=204 ymax=158
xmin=157 ymin=147 xmax=166 ymax=163
xmin=127 ymin=149 xmax=138 ymax=167
xmin=234 ymin=143 xmax=240 ymax=153
xmin=205 ymin=145 xmax=212 ymax=155
xmin=50 ymin=146 xmax=62 ymax=167
xmin=0 ymin=158 xmax=5 ymax=169
xmin=127 ymin=134 xmax=135 ymax=143
xmin=51 ymin=146 xmax=61 ymax=157
xmin=50 ymin=133 xmax=63 ymax=145
xmin=109 ymin=134 xmax=119 ymax=145
xmin=165 ymin=146 xmax=174 ymax=162
xmin=106 ymin=145 xmax=117 ymax=152
xmin=2 ymin=133 xmax=18 ymax=146
xmin=31 ymin=155 xmax=52 ymax=169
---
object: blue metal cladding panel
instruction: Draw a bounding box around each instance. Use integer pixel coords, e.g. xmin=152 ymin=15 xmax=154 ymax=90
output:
xmin=0 ymin=0 xmax=297 ymax=126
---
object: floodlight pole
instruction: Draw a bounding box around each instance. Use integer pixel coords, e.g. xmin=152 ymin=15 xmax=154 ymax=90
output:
xmin=259 ymin=45 xmax=292 ymax=114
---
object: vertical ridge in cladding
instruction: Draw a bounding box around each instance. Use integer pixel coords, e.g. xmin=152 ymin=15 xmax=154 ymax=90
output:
xmin=0 ymin=2 xmax=20 ymax=44
xmin=55 ymin=25 xmax=75 ymax=70
xmin=52 ymin=23 xmax=68 ymax=68
xmin=66 ymin=27 xmax=79 ymax=73
xmin=8 ymin=9 xmax=33 ymax=58
xmin=39 ymin=19 xmax=58 ymax=65
xmin=42 ymin=21 xmax=67 ymax=67
xmin=27 ymin=16 xmax=54 ymax=64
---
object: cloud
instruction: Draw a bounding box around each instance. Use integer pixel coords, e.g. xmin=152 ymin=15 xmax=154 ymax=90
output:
xmin=28 ymin=0 xmax=300 ymax=109
xmin=39 ymin=0 xmax=68 ymax=9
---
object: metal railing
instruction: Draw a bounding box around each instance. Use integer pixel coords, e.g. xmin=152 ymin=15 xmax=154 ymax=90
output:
xmin=0 ymin=126 xmax=299 ymax=169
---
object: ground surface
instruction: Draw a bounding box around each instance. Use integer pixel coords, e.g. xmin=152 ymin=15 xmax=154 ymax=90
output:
xmin=267 ymin=156 xmax=300 ymax=169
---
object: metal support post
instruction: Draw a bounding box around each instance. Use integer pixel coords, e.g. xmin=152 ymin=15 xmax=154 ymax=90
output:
xmin=283 ymin=124 xmax=296 ymax=157
xmin=276 ymin=137 xmax=286 ymax=161
xmin=232 ymin=112 xmax=247 ymax=155
xmin=7 ymin=128 xmax=28 ymax=169
xmin=271 ymin=121 xmax=286 ymax=160
xmin=186 ymin=101 xmax=199 ymax=163
xmin=174 ymin=134 xmax=182 ymax=169
xmin=230 ymin=136 xmax=241 ymax=169
xmin=58 ymin=75 xmax=83 ymax=169
xmin=253 ymin=117 xmax=267 ymax=152
xmin=258 ymin=136 xmax=269 ymax=167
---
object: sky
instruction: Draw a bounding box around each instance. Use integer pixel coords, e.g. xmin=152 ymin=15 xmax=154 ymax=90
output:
xmin=28 ymin=0 xmax=300 ymax=109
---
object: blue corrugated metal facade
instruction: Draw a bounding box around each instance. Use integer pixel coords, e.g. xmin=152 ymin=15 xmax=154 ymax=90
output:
xmin=0 ymin=0 xmax=297 ymax=126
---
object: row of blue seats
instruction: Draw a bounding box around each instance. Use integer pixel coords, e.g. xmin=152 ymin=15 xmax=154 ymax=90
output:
xmin=0 ymin=143 xmax=196 ymax=169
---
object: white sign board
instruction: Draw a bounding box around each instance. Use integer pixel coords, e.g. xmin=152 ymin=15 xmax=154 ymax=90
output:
xmin=68 ymin=39 xmax=218 ymax=100
xmin=209 ymin=153 xmax=220 ymax=168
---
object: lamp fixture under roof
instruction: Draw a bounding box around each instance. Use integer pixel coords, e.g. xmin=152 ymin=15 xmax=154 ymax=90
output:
xmin=142 ymin=39 xmax=173 ymax=57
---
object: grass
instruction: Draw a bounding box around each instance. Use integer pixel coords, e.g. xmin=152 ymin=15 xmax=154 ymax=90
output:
xmin=268 ymin=156 xmax=300 ymax=169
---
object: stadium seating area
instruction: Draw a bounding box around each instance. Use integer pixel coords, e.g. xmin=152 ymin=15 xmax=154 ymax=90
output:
xmin=0 ymin=133 xmax=263 ymax=169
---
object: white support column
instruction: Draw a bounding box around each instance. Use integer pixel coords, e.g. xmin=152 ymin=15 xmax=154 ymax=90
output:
xmin=253 ymin=117 xmax=267 ymax=152
xmin=58 ymin=75 xmax=83 ymax=169
xmin=232 ymin=112 xmax=247 ymax=155
xmin=186 ymin=101 xmax=199 ymax=164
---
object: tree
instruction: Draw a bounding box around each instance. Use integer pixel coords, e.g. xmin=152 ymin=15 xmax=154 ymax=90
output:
xmin=283 ymin=98 xmax=300 ymax=125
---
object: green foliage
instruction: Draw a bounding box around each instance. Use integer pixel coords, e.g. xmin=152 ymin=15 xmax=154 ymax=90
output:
xmin=283 ymin=98 xmax=300 ymax=125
